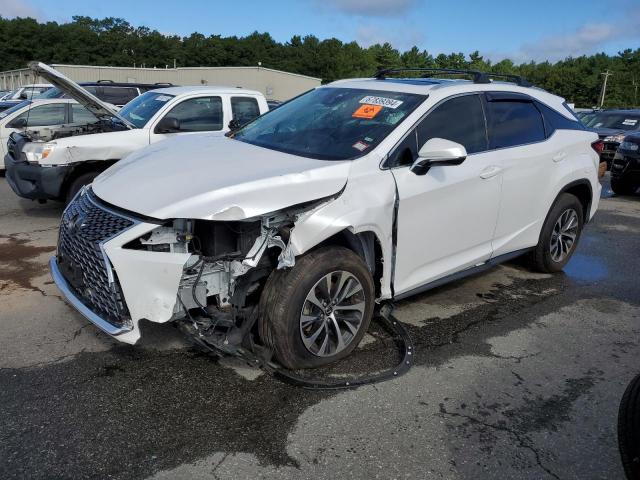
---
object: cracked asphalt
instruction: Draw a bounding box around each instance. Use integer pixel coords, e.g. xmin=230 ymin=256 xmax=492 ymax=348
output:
xmin=0 ymin=175 xmax=639 ymax=480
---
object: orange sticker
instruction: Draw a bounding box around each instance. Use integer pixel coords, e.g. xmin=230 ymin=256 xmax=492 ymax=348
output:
xmin=352 ymin=104 xmax=382 ymax=119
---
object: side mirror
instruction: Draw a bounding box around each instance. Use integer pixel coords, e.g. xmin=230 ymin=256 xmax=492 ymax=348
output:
xmin=410 ymin=138 xmax=467 ymax=176
xmin=7 ymin=117 xmax=27 ymax=129
xmin=155 ymin=116 xmax=180 ymax=134
xmin=228 ymin=118 xmax=242 ymax=132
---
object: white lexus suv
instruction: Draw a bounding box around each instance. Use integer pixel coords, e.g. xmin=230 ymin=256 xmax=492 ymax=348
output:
xmin=50 ymin=69 xmax=602 ymax=370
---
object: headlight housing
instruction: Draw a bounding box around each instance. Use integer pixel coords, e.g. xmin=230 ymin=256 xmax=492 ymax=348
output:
xmin=22 ymin=142 xmax=56 ymax=164
xmin=603 ymin=134 xmax=626 ymax=143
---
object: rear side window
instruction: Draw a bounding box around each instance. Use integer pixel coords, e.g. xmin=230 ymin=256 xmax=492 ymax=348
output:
xmin=71 ymin=104 xmax=99 ymax=124
xmin=100 ymin=86 xmax=139 ymax=105
xmin=416 ymin=94 xmax=488 ymax=155
xmin=535 ymin=102 xmax=585 ymax=137
xmin=164 ymin=96 xmax=223 ymax=131
xmin=13 ymin=103 xmax=66 ymax=127
xmin=231 ymin=97 xmax=261 ymax=125
xmin=486 ymin=100 xmax=545 ymax=149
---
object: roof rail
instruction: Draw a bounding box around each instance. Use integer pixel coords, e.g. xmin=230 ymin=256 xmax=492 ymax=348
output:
xmin=97 ymin=79 xmax=114 ymax=83
xmin=374 ymin=68 xmax=532 ymax=87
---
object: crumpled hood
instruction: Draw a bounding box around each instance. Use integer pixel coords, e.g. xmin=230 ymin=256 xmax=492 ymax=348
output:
xmin=93 ymin=134 xmax=351 ymax=220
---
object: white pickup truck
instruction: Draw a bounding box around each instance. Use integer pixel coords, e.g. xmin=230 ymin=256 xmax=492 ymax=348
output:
xmin=5 ymin=62 xmax=268 ymax=203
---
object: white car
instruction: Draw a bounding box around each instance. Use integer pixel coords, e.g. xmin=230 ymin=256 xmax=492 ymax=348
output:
xmin=50 ymin=68 xmax=602 ymax=370
xmin=0 ymin=98 xmax=105 ymax=170
xmin=0 ymin=83 xmax=52 ymax=106
xmin=5 ymin=62 xmax=268 ymax=202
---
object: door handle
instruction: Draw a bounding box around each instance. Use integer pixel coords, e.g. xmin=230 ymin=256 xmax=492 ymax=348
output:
xmin=479 ymin=165 xmax=502 ymax=179
xmin=553 ymin=152 xmax=567 ymax=162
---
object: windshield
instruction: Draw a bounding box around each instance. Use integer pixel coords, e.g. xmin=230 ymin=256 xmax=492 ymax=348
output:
xmin=586 ymin=113 xmax=640 ymax=131
xmin=233 ymin=87 xmax=426 ymax=160
xmin=0 ymin=100 xmax=31 ymax=119
xmin=117 ymin=91 xmax=175 ymax=128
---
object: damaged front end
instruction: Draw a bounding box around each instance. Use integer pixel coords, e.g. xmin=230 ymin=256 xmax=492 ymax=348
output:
xmin=123 ymin=202 xmax=319 ymax=353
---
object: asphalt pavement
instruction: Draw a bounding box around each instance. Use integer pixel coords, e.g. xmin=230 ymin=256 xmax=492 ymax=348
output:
xmin=0 ymin=174 xmax=638 ymax=480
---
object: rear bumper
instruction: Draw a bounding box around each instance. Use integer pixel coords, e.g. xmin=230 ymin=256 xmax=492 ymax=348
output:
xmin=5 ymin=154 xmax=69 ymax=201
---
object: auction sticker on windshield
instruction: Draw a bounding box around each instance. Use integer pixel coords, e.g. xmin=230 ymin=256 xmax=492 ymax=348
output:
xmin=353 ymin=104 xmax=382 ymax=119
xmin=359 ymin=96 xmax=404 ymax=109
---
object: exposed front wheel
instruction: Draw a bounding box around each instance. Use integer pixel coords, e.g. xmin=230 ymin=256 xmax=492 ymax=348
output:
xmin=529 ymin=193 xmax=584 ymax=273
xmin=259 ymin=246 xmax=375 ymax=369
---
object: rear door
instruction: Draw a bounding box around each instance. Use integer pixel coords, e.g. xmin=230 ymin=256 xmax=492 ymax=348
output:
xmin=391 ymin=93 xmax=503 ymax=295
xmin=483 ymin=93 xmax=556 ymax=256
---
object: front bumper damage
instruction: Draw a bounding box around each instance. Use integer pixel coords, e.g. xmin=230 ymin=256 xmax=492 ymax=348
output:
xmin=50 ymin=188 xmax=298 ymax=344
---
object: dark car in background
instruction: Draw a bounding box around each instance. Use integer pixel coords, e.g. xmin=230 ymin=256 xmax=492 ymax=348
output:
xmin=38 ymin=80 xmax=174 ymax=108
xmin=584 ymin=110 xmax=640 ymax=168
xmin=611 ymin=133 xmax=640 ymax=195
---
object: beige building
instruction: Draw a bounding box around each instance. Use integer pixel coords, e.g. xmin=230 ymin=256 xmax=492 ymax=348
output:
xmin=0 ymin=64 xmax=321 ymax=101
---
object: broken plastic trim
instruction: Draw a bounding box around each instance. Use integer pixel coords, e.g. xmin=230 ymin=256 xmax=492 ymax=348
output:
xmin=182 ymin=302 xmax=414 ymax=390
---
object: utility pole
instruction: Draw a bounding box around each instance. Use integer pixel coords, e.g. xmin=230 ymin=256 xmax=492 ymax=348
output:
xmin=599 ymin=70 xmax=612 ymax=108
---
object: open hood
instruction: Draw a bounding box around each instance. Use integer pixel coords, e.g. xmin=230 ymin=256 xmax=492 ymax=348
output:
xmin=28 ymin=62 xmax=135 ymax=128
xmin=92 ymin=135 xmax=351 ymax=220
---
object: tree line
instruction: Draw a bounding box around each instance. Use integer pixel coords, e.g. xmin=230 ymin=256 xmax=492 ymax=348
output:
xmin=1 ymin=15 xmax=639 ymax=108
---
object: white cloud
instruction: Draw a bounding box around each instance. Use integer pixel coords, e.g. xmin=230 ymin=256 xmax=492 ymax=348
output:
xmin=316 ymin=0 xmax=420 ymax=17
xmin=356 ymin=24 xmax=425 ymax=50
xmin=488 ymin=8 xmax=640 ymax=63
xmin=0 ymin=0 xmax=41 ymax=19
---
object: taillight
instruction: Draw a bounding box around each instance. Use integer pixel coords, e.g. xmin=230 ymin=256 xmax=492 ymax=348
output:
xmin=591 ymin=140 xmax=604 ymax=154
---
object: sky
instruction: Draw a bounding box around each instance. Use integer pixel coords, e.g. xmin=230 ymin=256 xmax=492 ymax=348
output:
xmin=2 ymin=0 xmax=639 ymax=63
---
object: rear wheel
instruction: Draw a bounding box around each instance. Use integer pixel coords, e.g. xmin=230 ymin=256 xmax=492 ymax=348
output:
xmin=611 ymin=177 xmax=638 ymax=196
xmin=259 ymin=246 xmax=375 ymax=369
xmin=529 ymin=193 xmax=584 ymax=273
xmin=65 ymin=172 xmax=99 ymax=204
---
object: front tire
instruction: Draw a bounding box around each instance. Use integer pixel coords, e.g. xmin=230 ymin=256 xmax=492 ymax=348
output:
xmin=65 ymin=172 xmax=99 ymax=204
xmin=529 ymin=193 xmax=584 ymax=273
xmin=259 ymin=246 xmax=375 ymax=369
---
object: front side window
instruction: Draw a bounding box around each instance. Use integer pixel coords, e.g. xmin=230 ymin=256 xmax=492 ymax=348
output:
xmin=71 ymin=104 xmax=99 ymax=124
xmin=12 ymin=103 xmax=66 ymax=127
xmin=163 ymin=96 xmax=223 ymax=132
xmin=487 ymin=100 xmax=545 ymax=149
xmin=233 ymin=87 xmax=426 ymax=160
xmin=416 ymin=94 xmax=488 ymax=156
xmin=117 ymin=91 xmax=176 ymax=128
xmin=231 ymin=97 xmax=260 ymax=125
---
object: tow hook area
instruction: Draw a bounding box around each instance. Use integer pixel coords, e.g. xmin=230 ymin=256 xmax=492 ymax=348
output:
xmin=178 ymin=302 xmax=414 ymax=390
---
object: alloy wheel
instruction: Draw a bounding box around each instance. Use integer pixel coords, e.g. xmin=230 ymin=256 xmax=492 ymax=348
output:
xmin=549 ymin=208 xmax=579 ymax=262
xmin=300 ymin=270 xmax=366 ymax=357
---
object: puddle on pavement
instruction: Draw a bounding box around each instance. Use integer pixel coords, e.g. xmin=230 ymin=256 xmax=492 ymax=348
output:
xmin=0 ymin=235 xmax=55 ymax=292
xmin=563 ymin=253 xmax=608 ymax=282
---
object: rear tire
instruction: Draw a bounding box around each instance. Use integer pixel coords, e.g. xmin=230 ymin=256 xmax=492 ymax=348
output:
xmin=619 ymin=373 xmax=640 ymax=480
xmin=259 ymin=246 xmax=375 ymax=369
xmin=65 ymin=172 xmax=99 ymax=204
xmin=529 ymin=193 xmax=584 ymax=273
xmin=611 ymin=177 xmax=638 ymax=196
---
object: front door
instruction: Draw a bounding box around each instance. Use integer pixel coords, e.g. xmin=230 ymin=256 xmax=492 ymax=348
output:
xmin=391 ymin=93 xmax=503 ymax=295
